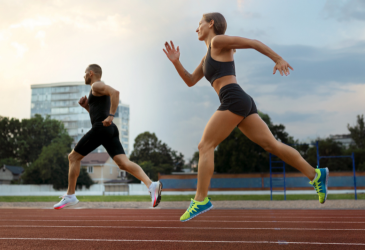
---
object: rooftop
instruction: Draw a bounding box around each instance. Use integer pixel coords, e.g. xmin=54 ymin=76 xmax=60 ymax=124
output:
xmin=3 ymin=165 xmax=24 ymax=175
xmin=81 ymin=152 xmax=110 ymax=165
xmin=31 ymin=82 xmax=84 ymax=89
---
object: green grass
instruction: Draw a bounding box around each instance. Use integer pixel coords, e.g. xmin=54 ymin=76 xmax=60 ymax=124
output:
xmin=0 ymin=193 xmax=363 ymax=202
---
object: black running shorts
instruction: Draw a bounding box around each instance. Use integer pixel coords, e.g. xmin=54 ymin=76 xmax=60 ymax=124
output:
xmin=218 ymin=83 xmax=258 ymax=119
xmin=74 ymin=122 xmax=125 ymax=158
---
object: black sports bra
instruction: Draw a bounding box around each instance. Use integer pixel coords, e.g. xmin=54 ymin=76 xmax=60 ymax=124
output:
xmin=202 ymin=43 xmax=236 ymax=86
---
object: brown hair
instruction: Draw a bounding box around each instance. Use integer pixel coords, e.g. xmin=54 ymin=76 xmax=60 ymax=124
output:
xmin=203 ymin=12 xmax=227 ymax=35
xmin=88 ymin=64 xmax=102 ymax=77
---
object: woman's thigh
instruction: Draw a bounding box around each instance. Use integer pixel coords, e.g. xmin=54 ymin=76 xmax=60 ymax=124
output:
xmin=200 ymin=110 xmax=244 ymax=149
xmin=237 ymin=114 xmax=277 ymax=149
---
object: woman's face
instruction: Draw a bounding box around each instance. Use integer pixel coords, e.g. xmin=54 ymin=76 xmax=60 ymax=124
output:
xmin=196 ymin=17 xmax=211 ymax=41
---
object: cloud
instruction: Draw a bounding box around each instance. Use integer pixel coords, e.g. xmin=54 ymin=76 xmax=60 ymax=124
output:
xmin=35 ymin=30 xmax=46 ymax=46
xmin=10 ymin=17 xmax=53 ymax=30
xmin=235 ymin=41 xmax=365 ymax=99
xmin=323 ymin=0 xmax=365 ymax=22
xmin=11 ymin=42 xmax=28 ymax=57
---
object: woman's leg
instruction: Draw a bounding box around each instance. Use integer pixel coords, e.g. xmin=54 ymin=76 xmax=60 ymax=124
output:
xmin=238 ymin=114 xmax=316 ymax=180
xmin=195 ymin=110 xmax=244 ymax=201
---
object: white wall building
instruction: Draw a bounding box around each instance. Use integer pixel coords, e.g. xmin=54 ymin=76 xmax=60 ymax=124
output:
xmin=30 ymin=82 xmax=130 ymax=155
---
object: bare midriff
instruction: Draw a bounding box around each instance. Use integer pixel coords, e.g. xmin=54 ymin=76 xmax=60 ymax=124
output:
xmin=212 ymin=75 xmax=238 ymax=95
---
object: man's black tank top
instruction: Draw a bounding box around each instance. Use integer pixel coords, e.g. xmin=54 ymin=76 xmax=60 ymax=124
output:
xmin=202 ymin=43 xmax=236 ymax=85
xmin=88 ymin=90 xmax=110 ymax=125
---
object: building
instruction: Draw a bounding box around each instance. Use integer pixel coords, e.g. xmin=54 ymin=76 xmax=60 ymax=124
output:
xmin=0 ymin=165 xmax=24 ymax=184
xmin=30 ymin=82 xmax=130 ymax=155
xmin=329 ymin=134 xmax=354 ymax=148
xmin=81 ymin=152 xmax=126 ymax=183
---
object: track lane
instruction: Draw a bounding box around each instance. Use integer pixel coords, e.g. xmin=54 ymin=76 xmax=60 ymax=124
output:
xmin=1 ymin=209 xmax=365 ymax=249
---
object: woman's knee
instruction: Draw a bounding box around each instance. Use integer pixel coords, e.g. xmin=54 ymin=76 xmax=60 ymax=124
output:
xmin=198 ymin=141 xmax=215 ymax=154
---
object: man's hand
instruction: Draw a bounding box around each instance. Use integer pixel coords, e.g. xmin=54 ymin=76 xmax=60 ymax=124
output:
xmin=78 ymin=95 xmax=89 ymax=110
xmin=102 ymin=116 xmax=114 ymax=127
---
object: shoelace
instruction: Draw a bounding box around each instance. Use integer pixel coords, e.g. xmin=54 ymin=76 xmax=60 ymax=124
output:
xmin=187 ymin=200 xmax=199 ymax=213
xmin=313 ymin=181 xmax=323 ymax=194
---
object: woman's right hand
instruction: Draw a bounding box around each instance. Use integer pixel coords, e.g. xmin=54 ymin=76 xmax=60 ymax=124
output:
xmin=163 ymin=41 xmax=180 ymax=64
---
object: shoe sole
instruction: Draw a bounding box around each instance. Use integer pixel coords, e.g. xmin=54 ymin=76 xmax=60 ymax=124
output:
xmin=54 ymin=200 xmax=79 ymax=210
xmin=180 ymin=205 xmax=214 ymax=222
xmin=153 ymin=181 xmax=163 ymax=208
xmin=321 ymin=168 xmax=329 ymax=205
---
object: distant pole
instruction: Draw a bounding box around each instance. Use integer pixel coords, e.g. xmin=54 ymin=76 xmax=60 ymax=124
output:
xmin=283 ymin=162 xmax=286 ymax=201
xmin=269 ymin=153 xmax=272 ymax=201
xmin=316 ymin=141 xmax=320 ymax=168
xmin=101 ymin=165 xmax=104 ymax=196
xmin=352 ymin=152 xmax=357 ymax=200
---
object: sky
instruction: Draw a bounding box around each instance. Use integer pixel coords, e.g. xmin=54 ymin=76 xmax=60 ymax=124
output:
xmin=0 ymin=0 xmax=364 ymax=160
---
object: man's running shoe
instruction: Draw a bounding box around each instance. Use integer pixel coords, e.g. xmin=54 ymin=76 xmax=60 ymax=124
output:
xmin=309 ymin=168 xmax=329 ymax=204
xmin=180 ymin=197 xmax=213 ymax=222
xmin=149 ymin=181 xmax=162 ymax=207
xmin=54 ymin=195 xmax=79 ymax=209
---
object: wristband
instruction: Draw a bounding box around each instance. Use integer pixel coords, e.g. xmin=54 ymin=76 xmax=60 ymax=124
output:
xmin=109 ymin=114 xmax=115 ymax=117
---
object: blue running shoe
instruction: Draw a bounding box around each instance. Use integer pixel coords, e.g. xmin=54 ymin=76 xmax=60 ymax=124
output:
xmin=309 ymin=168 xmax=329 ymax=204
xmin=180 ymin=197 xmax=213 ymax=222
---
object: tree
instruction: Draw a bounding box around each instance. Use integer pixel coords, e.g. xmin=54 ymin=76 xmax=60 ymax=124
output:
xmin=0 ymin=115 xmax=69 ymax=166
xmin=346 ymin=114 xmax=365 ymax=171
xmin=304 ymin=138 xmax=350 ymax=171
xmin=347 ymin=114 xmax=365 ymax=149
xmin=0 ymin=158 xmax=22 ymax=167
xmin=214 ymin=111 xmax=295 ymax=173
xmin=22 ymin=134 xmax=94 ymax=190
xmin=129 ymin=131 xmax=184 ymax=182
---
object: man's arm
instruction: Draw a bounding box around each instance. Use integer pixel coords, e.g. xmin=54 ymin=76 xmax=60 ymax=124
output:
xmin=92 ymin=81 xmax=120 ymax=126
xmin=78 ymin=95 xmax=90 ymax=113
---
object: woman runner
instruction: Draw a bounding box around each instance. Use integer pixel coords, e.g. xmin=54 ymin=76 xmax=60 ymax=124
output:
xmin=163 ymin=12 xmax=329 ymax=222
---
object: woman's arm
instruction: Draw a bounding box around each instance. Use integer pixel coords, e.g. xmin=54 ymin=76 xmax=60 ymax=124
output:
xmin=212 ymin=35 xmax=293 ymax=76
xmin=163 ymin=41 xmax=204 ymax=87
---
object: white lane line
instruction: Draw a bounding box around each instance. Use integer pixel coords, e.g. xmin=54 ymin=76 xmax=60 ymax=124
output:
xmin=5 ymin=215 xmax=365 ymax=219
xmin=0 ymin=238 xmax=364 ymax=246
xmin=1 ymin=225 xmax=365 ymax=231
xmin=0 ymin=219 xmax=365 ymax=224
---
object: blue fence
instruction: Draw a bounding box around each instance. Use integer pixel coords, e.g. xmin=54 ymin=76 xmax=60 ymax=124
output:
xmin=160 ymin=175 xmax=365 ymax=190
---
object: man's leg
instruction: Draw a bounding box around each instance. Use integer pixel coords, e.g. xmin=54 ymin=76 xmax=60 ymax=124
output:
xmin=113 ymin=154 xmax=162 ymax=207
xmin=113 ymin=154 xmax=152 ymax=188
xmin=67 ymin=150 xmax=85 ymax=195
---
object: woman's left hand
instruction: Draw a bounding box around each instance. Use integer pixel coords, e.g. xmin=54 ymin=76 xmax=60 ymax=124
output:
xmin=273 ymin=58 xmax=293 ymax=76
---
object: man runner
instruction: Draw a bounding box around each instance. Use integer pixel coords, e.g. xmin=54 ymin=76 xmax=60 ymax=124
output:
xmin=54 ymin=64 xmax=162 ymax=209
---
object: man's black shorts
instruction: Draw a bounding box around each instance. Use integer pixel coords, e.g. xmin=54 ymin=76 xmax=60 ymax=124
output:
xmin=74 ymin=122 xmax=125 ymax=158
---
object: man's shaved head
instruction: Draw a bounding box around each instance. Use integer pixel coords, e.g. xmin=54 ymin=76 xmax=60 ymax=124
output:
xmin=84 ymin=64 xmax=102 ymax=85
xmin=87 ymin=64 xmax=102 ymax=77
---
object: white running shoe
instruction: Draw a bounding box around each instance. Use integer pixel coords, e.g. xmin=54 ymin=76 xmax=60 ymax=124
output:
xmin=54 ymin=195 xmax=79 ymax=210
xmin=148 ymin=181 xmax=162 ymax=208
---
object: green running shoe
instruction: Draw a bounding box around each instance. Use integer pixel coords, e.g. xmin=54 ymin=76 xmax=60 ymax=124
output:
xmin=310 ymin=168 xmax=329 ymax=204
xmin=180 ymin=197 xmax=213 ymax=222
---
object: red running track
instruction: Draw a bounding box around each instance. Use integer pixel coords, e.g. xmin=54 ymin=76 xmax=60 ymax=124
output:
xmin=1 ymin=209 xmax=365 ymax=250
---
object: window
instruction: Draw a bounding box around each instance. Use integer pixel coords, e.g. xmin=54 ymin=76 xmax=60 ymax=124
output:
xmin=119 ymin=171 xmax=126 ymax=177
xmin=87 ymin=166 xmax=93 ymax=173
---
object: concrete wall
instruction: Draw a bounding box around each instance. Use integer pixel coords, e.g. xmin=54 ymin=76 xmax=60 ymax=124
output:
xmin=0 ymin=184 xmax=104 ymax=196
xmin=0 ymin=183 xmax=363 ymax=196
xmin=0 ymin=183 xmax=148 ymax=196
